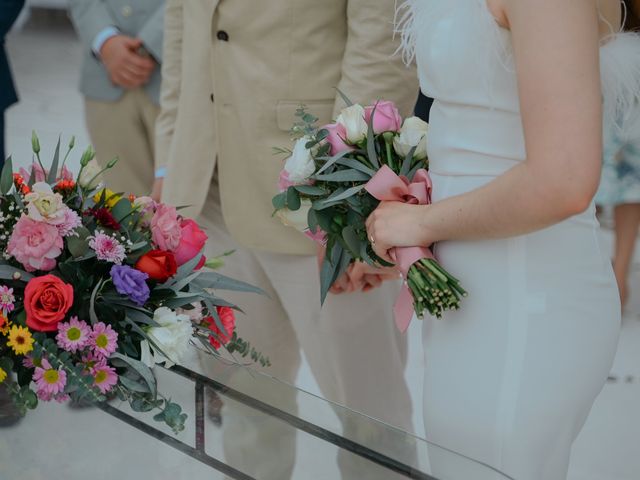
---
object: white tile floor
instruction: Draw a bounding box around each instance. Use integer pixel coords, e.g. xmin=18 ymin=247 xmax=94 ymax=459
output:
xmin=4 ymin=10 xmax=640 ymax=480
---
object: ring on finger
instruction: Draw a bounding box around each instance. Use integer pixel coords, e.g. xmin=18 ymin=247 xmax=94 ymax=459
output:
xmin=369 ymin=235 xmax=376 ymax=245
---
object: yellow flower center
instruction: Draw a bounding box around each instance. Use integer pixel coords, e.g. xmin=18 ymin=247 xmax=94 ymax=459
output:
xmin=67 ymin=327 xmax=81 ymax=341
xmin=43 ymin=369 xmax=59 ymax=385
xmin=96 ymin=334 xmax=108 ymax=349
xmin=95 ymin=370 xmax=107 ymax=384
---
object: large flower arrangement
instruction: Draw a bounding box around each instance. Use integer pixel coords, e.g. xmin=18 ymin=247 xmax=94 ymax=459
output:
xmin=0 ymin=134 xmax=268 ymax=433
xmin=272 ymin=97 xmax=466 ymax=331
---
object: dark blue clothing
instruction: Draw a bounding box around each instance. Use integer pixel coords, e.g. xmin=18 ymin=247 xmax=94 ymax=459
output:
xmin=1 ymin=0 xmax=25 ymax=164
xmin=414 ymin=92 xmax=433 ymax=123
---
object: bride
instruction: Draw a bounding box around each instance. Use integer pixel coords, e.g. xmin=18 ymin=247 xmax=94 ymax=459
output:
xmin=366 ymin=0 xmax=639 ymax=478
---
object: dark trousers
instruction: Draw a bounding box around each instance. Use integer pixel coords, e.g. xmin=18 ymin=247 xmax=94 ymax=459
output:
xmin=415 ymin=92 xmax=434 ymax=122
xmin=0 ymin=112 xmax=5 ymax=170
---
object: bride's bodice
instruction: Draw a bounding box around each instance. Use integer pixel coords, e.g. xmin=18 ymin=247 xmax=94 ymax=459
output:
xmin=399 ymin=0 xmax=640 ymax=178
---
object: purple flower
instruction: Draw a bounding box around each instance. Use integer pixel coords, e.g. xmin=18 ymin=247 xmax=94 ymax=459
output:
xmin=110 ymin=265 xmax=150 ymax=306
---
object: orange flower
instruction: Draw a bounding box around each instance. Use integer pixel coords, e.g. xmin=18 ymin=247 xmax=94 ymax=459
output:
xmin=13 ymin=173 xmax=31 ymax=195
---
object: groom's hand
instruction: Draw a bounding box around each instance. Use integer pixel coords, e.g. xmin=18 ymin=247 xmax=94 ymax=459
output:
xmin=100 ymin=35 xmax=156 ymax=89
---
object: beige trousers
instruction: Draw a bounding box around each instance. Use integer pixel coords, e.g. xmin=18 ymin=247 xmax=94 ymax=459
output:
xmin=197 ymin=178 xmax=415 ymax=479
xmin=84 ymin=89 xmax=159 ymax=197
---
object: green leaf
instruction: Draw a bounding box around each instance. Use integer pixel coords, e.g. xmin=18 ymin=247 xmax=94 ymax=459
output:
xmin=119 ymin=375 xmax=152 ymax=393
xmin=342 ymin=225 xmax=361 ymax=258
xmin=314 ymin=170 xmax=370 ymax=182
xmin=0 ymin=156 xmax=13 ymax=195
xmin=67 ymin=226 xmax=91 ymax=258
xmin=286 ymin=186 xmax=301 ymax=211
xmin=111 ymin=197 xmax=134 ymax=223
xmin=111 ymin=352 xmax=157 ymax=397
xmin=315 ymin=185 xmax=365 ymax=208
xmin=400 ymin=146 xmax=417 ymax=177
xmin=335 ymin=157 xmax=376 ymax=177
xmin=320 ymin=244 xmax=344 ymax=304
xmin=307 ymin=208 xmax=320 ymax=233
xmin=315 ymin=149 xmax=352 ymax=175
xmin=193 ymin=271 xmax=267 ymax=296
xmin=47 ymin=136 xmax=61 ymax=184
xmin=293 ymin=185 xmax=326 ymax=196
xmin=272 ymin=192 xmax=287 ymax=210
xmin=335 ymin=88 xmax=354 ymax=107
xmin=366 ymin=106 xmax=381 ymax=168
xmin=0 ymin=265 xmax=33 ymax=282
xmin=89 ymin=280 xmax=102 ymax=325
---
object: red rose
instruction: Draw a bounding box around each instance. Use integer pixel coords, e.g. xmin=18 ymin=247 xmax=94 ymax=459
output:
xmin=174 ymin=219 xmax=208 ymax=267
xmin=206 ymin=307 xmax=236 ymax=350
xmin=24 ymin=275 xmax=74 ymax=332
xmin=135 ymin=250 xmax=177 ymax=282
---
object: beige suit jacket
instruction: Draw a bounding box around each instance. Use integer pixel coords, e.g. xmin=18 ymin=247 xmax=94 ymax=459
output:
xmin=156 ymin=0 xmax=418 ymax=255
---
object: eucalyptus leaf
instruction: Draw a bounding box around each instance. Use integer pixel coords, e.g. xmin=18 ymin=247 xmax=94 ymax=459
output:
xmin=314 ymin=170 xmax=370 ymax=182
xmin=0 ymin=156 xmax=13 ymax=195
xmin=400 ymin=146 xmax=417 ymax=177
xmin=194 ymin=271 xmax=267 ymax=296
xmin=320 ymin=244 xmax=343 ymax=305
xmin=366 ymin=106 xmax=380 ymax=168
xmin=316 ymin=185 xmax=364 ymax=208
xmin=67 ymin=226 xmax=91 ymax=258
xmin=0 ymin=265 xmax=33 ymax=282
xmin=335 ymin=88 xmax=354 ymax=107
xmin=272 ymin=192 xmax=287 ymax=210
xmin=342 ymin=225 xmax=361 ymax=258
xmin=335 ymin=157 xmax=376 ymax=177
xmin=315 ymin=149 xmax=352 ymax=175
xmin=111 ymin=352 xmax=157 ymax=397
xmin=118 ymin=375 xmax=151 ymax=393
xmin=47 ymin=136 xmax=61 ymax=185
xmin=286 ymin=186 xmax=301 ymax=211
xmin=293 ymin=184 xmax=326 ymax=196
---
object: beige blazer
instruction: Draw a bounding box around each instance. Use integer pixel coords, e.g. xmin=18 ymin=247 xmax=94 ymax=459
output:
xmin=156 ymin=0 xmax=418 ymax=255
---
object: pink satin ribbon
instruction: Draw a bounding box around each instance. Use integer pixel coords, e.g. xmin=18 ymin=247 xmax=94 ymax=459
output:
xmin=365 ymin=165 xmax=434 ymax=332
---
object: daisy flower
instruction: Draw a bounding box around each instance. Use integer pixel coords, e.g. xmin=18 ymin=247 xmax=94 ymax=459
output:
xmin=88 ymin=231 xmax=126 ymax=265
xmin=0 ymin=366 xmax=6 ymax=384
xmin=33 ymin=359 xmax=67 ymax=396
xmin=93 ymin=364 xmax=118 ymax=393
xmin=56 ymin=317 xmax=91 ymax=353
xmin=91 ymin=322 xmax=118 ymax=357
xmin=22 ymin=354 xmax=43 ymax=369
xmin=7 ymin=325 xmax=34 ymax=355
xmin=80 ymin=351 xmax=106 ymax=373
xmin=0 ymin=286 xmax=15 ymax=314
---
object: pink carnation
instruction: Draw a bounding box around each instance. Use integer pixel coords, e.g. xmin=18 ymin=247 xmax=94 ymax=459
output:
xmin=150 ymin=204 xmax=182 ymax=252
xmin=57 ymin=208 xmax=82 ymax=237
xmin=7 ymin=215 xmax=64 ymax=272
xmin=89 ymin=231 xmax=126 ymax=264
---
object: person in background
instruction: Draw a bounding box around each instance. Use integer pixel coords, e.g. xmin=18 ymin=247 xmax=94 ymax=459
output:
xmin=0 ymin=0 xmax=24 ymax=168
xmin=0 ymin=0 xmax=24 ymax=428
xmin=68 ymin=0 xmax=165 ymax=196
xmin=154 ymin=1 xmax=417 ymax=478
xmin=596 ymin=0 xmax=640 ymax=307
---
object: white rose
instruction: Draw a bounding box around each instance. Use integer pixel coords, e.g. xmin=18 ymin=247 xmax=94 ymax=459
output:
xmin=24 ymin=182 xmax=66 ymax=225
xmin=78 ymin=160 xmax=103 ymax=189
xmin=284 ymin=136 xmax=316 ymax=183
xmin=393 ymin=116 xmax=429 ymax=160
xmin=275 ymin=199 xmax=312 ymax=233
xmin=336 ymin=104 xmax=368 ymax=143
xmin=144 ymin=307 xmax=193 ymax=367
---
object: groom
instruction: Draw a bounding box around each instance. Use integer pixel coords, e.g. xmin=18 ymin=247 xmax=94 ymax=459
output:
xmin=154 ymin=1 xmax=418 ymax=478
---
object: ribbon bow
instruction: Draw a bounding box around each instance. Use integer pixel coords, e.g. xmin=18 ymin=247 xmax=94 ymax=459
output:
xmin=365 ymin=165 xmax=434 ymax=332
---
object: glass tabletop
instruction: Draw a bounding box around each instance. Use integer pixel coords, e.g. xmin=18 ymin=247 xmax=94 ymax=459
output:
xmin=2 ymin=351 xmax=513 ymax=480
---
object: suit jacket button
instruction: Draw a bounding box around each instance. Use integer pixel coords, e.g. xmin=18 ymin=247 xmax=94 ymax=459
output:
xmin=216 ymin=30 xmax=229 ymax=42
xmin=210 ymin=94 xmax=214 ymax=102
xmin=121 ymin=5 xmax=133 ymax=17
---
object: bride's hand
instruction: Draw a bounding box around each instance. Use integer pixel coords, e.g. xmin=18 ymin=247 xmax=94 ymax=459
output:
xmin=366 ymin=202 xmax=431 ymax=262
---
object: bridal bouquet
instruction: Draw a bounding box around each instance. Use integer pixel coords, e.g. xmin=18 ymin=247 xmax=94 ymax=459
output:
xmin=0 ymin=134 xmax=268 ymax=433
xmin=272 ymin=97 xmax=466 ymax=331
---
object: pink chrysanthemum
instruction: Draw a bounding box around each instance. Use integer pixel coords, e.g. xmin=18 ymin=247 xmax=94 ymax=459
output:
xmin=91 ymin=322 xmax=118 ymax=357
xmin=37 ymin=390 xmax=70 ymax=403
xmin=56 ymin=316 xmax=91 ymax=353
xmin=93 ymin=364 xmax=118 ymax=394
xmin=22 ymin=354 xmax=45 ymax=369
xmin=0 ymin=286 xmax=15 ymax=314
xmin=88 ymin=231 xmax=126 ymax=265
xmin=33 ymin=359 xmax=67 ymax=396
xmin=57 ymin=208 xmax=82 ymax=237
xmin=80 ymin=351 xmax=106 ymax=374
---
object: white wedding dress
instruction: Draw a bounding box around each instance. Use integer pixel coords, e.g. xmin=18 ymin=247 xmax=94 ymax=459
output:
xmin=399 ymin=1 xmax=640 ymax=479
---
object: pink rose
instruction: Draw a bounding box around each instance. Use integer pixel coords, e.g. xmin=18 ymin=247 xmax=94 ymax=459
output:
xmin=364 ymin=101 xmax=403 ymax=134
xmin=278 ymin=170 xmax=296 ymax=192
xmin=174 ymin=219 xmax=208 ymax=267
xmin=7 ymin=216 xmax=64 ymax=272
xmin=322 ymin=122 xmax=354 ymax=156
xmin=150 ymin=204 xmax=182 ymax=252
